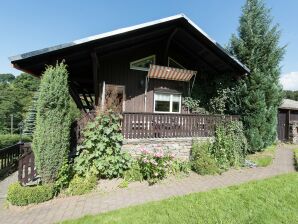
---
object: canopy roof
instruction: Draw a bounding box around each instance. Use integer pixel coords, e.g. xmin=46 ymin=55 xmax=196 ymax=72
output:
xmin=279 ymin=99 xmax=298 ymax=110
xmin=148 ymin=65 xmax=196 ymax=81
xmin=10 ymin=14 xmax=249 ymax=76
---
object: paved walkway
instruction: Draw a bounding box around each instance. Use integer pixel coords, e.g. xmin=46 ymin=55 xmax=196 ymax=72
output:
xmin=0 ymin=144 xmax=296 ymax=224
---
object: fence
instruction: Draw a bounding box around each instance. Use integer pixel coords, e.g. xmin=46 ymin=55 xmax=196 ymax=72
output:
xmin=0 ymin=143 xmax=22 ymax=178
xmin=122 ymin=112 xmax=240 ymax=139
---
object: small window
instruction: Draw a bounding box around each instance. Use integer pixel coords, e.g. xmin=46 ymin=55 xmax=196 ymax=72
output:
xmin=154 ymin=92 xmax=181 ymax=113
xmin=130 ymin=55 xmax=156 ymax=71
xmin=168 ymin=57 xmax=185 ymax=69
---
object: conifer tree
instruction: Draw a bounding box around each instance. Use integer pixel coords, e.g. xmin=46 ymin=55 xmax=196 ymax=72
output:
xmin=228 ymin=0 xmax=285 ymax=152
xmin=33 ymin=62 xmax=71 ymax=183
xmin=23 ymin=91 xmax=39 ymax=136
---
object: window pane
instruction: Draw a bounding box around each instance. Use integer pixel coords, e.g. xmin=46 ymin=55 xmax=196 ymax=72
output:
xmin=155 ymin=101 xmax=170 ymax=112
xmin=172 ymin=95 xmax=180 ymax=102
xmin=172 ymin=101 xmax=180 ymax=112
xmin=155 ymin=93 xmax=170 ymax=101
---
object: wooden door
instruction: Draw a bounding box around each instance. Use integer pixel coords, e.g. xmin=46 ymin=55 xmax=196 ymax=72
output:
xmin=277 ymin=110 xmax=287 ymax=141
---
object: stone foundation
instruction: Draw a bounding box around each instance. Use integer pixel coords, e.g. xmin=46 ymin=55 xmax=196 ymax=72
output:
xmin=122 ymin=137 xmax=212 ymax=160
xmin=289 ymin=121 xmax=298 ymax=144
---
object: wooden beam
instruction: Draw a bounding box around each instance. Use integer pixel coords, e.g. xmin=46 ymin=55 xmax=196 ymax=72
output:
xmin=69 ymin=83 xmax=86 ymax=112
xmin=91 ymin=52 xmax=100 ymax=106
xmin=163 ymin=28 xmax=178 ymax=65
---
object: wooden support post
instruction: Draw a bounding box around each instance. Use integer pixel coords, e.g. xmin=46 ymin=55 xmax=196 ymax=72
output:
xmin=91 ymin=52 xmax=100 ymax=106
xmin=69 ymin=84 xmax=86 ymax=112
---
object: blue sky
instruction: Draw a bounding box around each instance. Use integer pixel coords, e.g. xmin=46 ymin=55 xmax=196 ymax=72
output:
xmin=0 ymin=0 xmax=297 ymax=89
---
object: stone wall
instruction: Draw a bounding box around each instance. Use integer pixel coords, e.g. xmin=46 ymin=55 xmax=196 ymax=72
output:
xmin=289 ymin=121 xmax=298 ymax=144
xmin=122 ymin=137 xmax=212 ymax=160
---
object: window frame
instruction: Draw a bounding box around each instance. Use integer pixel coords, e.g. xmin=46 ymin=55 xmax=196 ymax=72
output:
xmin=130 ymin=55 xmax=156 ymax=71
xmin=153 ymin=92 xmax=182 ymax=114
xmin=168 ymin=57 xmax=185 ymax=69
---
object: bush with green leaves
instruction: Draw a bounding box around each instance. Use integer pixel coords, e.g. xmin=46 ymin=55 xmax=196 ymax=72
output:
xmin=0 ymin=134 xmax=31 ymax=148
xmin=7 ymin=182 xmax=54 ymax=206
xmin=182 ymin=97 xmax=209 ymax=114
xmin=54 ymin=159 xmax=74 ymax=195
xmin=66 ymin=174 xmax=97 ymax=196
xmin=211 ymin=121 xmax=248 ymax=170
xmin=123 ymin=161 xmax=143 ymax=182
xmin=74 ymin=110 xmax=131 ymax=179
xmin=138 ymin=149 xmax=175 ymax=185
xmin=32 ymin=62 xmax=71 ymax=183
xmin=190 ymin=141 xmax=219 ymax=175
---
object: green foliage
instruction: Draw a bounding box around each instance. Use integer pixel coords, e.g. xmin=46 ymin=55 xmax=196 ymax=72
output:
xmin=74 ymin=111 xmax=131 ymax=179
xmin=138 ymin=149 xmax=174 ymax=185
xmin=170 ymin=160 xmax=191 ymax=175
xmin=54 ymin=159 xmax=74 ymax=195
xmin=7 ymin=182 xmax=53 ymax=206
xmin=190 ymin=141 xmax=219 ymax=175
xmin=228 ymin=0 xmax=285 ymax=152
xmin=23 ymin=91 xmax=39 ymax=136
xmin=0 ymin=73 xmax=15 ymax=84
xmin=32 ymin=62 xmax=71 ymax=183
xmin=294 ymin=149 xmax=298 ymax=171
xmin=208 ymin=88 xmax=230 ymax=115
xmin=66 ymin=174 xmax=97 ymax=196
xmin=69 ymin=99 xmax=82 ymax=122
xmin=0 ymin=134 xmax=31 ymax=148
xmin=123 ymin=161 xmax=143 ymax=182
xmin=284 ymin=90 xmax=298 ymax=101
xmin=211 ymin=121 xmax=248 ymax=169
xmin=247 ymin=144 xmax=276 ymax=167
xmin=0 ymin=73 xmax=39 ymax=134
xmin=182 ymin=97 xmax=208 ymax=114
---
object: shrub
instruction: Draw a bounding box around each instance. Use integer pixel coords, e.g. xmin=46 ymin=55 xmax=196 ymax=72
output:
xmin=123 ymin=161 xmax=143 ymax=182
xmin=294 ymin=149 xmax=298 ymax=171
xmin=190 ymin=141 xmax=219 ymax=175
xmin=32 ymin=62 xmax=71 ymax=183
xmin=74 ymin=110 xmax=131 ymax=179
xmin=138 ymin=149 xmax=174 ymax=184
xmin=0 ymin=134 xmax=31 ymax=148
xmin=170 ymin=160 xmax=191 ymax=175
xmin=211 ymin=121 xmax=248 ymax=170
xmin=7 ymin=182 xmax=53 ymax=206
xmin=66 ymin=174 xmax=97 ymax=196
xmin=54 ymin=159 xmax=74 ymax=195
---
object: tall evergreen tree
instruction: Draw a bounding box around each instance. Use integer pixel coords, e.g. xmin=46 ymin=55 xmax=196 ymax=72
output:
xmin=228 ymin=0 xmax=285 ymax=152
xmin=33 ymin=62 xmax=71 ymax=183
xmin=23 ymin=91 xmax=39 ymax=136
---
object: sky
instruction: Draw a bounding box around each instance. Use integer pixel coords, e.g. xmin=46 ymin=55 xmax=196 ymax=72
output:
xmin=0 ymin=0 xmax=297 ymax=90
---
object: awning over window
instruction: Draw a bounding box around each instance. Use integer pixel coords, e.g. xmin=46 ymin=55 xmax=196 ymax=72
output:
xmin=147 ymin=65 xmax=197 ymax=82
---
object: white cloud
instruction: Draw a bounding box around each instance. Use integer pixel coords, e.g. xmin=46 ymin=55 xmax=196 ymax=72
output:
xmin=280 ymin=72 xmax=298 ymax=91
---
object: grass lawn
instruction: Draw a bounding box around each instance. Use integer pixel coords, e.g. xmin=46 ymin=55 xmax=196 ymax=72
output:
xmin=247 ymin=144 xmax=277 ymax=167
xmin=62 ymin=173 xmax=298 ymax=224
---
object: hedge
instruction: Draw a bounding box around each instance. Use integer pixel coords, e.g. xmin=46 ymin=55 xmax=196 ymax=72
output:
xmin=7 ymin=182 xmax=54 ymax=206
xmin=0 ymin=134 xmax=31 ymax=149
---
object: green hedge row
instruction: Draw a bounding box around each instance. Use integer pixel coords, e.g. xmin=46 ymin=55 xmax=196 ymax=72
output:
xmin=0 ymin=134 xmax=31 ymax=149
xmin=7 ymin=182 xmax=54 ymax=206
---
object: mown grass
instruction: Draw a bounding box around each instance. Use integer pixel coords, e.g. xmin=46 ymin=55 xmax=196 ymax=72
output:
xmin=247 ymin=144 xmax=277 ymax=167
xmin=61 ymin=173 xmax=298 ymax=224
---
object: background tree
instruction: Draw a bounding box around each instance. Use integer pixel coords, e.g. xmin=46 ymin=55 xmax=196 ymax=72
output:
xmin=228 ymin=0 xmax=285 ymax=152
xmin=0 ymin=73 xmax=39 ymax=134
xmin=284 ymin=90 xmax=298 ymax=101
xmin=33 ymin=62 xmax=71 ymax=183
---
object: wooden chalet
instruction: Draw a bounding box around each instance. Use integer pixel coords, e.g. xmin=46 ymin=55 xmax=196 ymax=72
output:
xmin=10 ymin=14 xmax=249 ymax=140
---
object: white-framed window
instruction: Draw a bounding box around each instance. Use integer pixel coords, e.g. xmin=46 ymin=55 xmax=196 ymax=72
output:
xmin=130 ymin=55 xmax=156 ymax=71
xmin=168 ymin=57 xmax=185 ymax=69
xmin=154 ymin=92 xmax=181 ymax=113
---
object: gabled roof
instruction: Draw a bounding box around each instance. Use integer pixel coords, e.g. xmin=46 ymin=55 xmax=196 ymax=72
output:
xmin=9 ymin=14 xmax=249 ymax=74
xmin=279 ymin=99 xmax=298 ymax=110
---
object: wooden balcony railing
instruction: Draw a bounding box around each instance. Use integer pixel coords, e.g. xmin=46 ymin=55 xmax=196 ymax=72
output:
xmin=0 ymin=143 xmax=22 ymax=178
xmin=122 ymin=112 xmax=240 ymax=139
